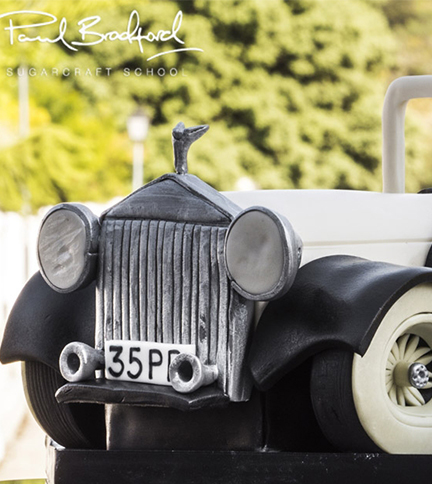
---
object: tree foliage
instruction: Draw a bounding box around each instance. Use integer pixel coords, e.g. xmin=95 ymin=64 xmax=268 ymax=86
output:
xmin=0 ymin=0 xmax=429 ymax=212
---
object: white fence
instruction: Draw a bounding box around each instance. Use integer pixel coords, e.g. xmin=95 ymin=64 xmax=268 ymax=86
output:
xmin=0 ymin=201 xmax=112 ymax=462
xmin=0 ymin=210 xmax=42 ymax=463
xmin=0 ymin=212 xmax=40 ymax=327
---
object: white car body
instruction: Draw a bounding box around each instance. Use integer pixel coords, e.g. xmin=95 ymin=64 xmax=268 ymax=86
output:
xmin=227 ymin=189 xmax=432 ymax=268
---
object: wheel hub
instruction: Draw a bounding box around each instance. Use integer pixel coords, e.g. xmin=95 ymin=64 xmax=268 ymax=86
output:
xmin=386 ymin=333 xmax=432 ymax=407
xmin=409 ymin=362 xmax=429 ymax=389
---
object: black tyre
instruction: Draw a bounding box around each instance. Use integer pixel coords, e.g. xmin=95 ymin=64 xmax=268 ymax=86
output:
xmin=311 ymin=283 xmax=432 ymax=453
xmin=22 ymin=361 xmax=105 ymax=448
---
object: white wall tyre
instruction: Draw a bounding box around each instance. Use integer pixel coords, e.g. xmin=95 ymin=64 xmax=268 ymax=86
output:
xmin=311 ymin=282 xmax=432 ymax=453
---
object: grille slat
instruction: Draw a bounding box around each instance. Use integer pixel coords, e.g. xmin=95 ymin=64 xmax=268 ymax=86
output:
xmin=162 ymin=222 xmax=175 ymax=344
xmin=95 ymin=222 xmax=106 ymax=349
xmin=103 ymin=220 xmax=115 ymax=342
xmin=156 ymin=221 xmax=166 ymax=342
xmin=112 ymin=221 xmax=123 ymax=341
xmin=217 ymin=227 xmax=230 ymax=393
xmin=173 ymin=224 xmax=184 ymax=344
xmin=190 ymin=226 xmax=200 ymax=347
xmin=129 ymin=221 xmax=141 ymax=341
xmin=138 ymin=221 xmax=149 ymax=342
xmin=198 ymin=226 xmax=211 ymax=364
xmin=181 ymin=224 xmax=193 ymax=345
xmin=209 ymin=227 xmax=220 ymax=366
xmin=146 ymin=221 xmax=158 ymax=342
xmin=121 ymin=220 xmax=132 ymax=340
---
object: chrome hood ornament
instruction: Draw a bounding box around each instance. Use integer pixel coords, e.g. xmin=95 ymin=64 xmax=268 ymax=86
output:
xmin=172 ymin=122 xmax=209 ymax=174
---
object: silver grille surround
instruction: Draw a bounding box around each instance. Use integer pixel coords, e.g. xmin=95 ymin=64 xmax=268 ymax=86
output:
xmin=96 ymin=218 xmax=254 ymax=401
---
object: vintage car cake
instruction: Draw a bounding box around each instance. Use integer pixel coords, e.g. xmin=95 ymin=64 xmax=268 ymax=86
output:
xmin=2 ymin=75 xmax=432 ymax=482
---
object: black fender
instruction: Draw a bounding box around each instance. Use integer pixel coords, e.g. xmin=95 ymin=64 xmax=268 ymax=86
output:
xmin=0 ymin=272 xmax=95 ymax=372
xmin=249 ymin=255 xmax=432 ymax=391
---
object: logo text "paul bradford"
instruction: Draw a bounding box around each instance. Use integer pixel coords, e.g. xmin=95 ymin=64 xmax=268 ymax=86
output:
xmin=0 ymin=10 xmax=203 ymax=61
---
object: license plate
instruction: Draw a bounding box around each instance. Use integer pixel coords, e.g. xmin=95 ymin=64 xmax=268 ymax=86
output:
xmin=105 ymin=340 xmax=196 ymax=386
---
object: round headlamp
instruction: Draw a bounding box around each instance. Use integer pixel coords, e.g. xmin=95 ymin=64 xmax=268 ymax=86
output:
xmin=37 ymin=203 xmax=100 ymax=293
xmin=225 ymin=206 xmax=302 ymax=301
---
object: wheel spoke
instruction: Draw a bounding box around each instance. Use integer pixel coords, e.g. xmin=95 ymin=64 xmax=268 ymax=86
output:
xmin=410 ymin=346 xmax=432 ymax=362
xmin=397 ymin=334 xmax=410 ymax=357
xmin=407 ymin=386 xmax=426 ymax=405
xmin=405 ymin=335 xmax=420 ymax=360
xmin=391 ymin=342 xmax=400 ymax=360
xmin=389 ymin=384 xmax=397 ymax=404
xmin=397 ymin=387 xmax=405 ymax=406
xmin=403 ymin=387 xmax=423 ymax=406
xmin=416 ymin=354 xmax=432 ymax=366
xmin=386 ymin=379 xmax=393 ymax=392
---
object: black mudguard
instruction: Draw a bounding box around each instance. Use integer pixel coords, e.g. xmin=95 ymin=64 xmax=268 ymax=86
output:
xmin=249 ymin=255 xmax=432 ymax=391
xmin=0 ymin=272 xmax=95 ymax=372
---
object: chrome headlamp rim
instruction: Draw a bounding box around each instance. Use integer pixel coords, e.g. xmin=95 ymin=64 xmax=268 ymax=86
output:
xmin=224 ymin=206 xmax=302 ymax=301
xmin=37 ymin=203 xmax=100 ymax=294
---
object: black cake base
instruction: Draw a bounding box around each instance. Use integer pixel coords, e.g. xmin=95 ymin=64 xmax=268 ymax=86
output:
xmin=46 ymin=440 xmax=432 ymax=484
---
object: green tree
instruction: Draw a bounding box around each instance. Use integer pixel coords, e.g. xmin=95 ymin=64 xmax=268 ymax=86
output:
xmin=0 ymin=0 xmax=424 ymax=212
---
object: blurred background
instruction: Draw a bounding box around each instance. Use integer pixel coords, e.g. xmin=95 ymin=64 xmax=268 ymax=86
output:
xmin=1 ymin=0 xmax=432 ymax=479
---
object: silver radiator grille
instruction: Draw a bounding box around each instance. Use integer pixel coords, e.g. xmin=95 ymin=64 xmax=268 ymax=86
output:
xmin=96 ymin=219 xmax=233 ymax=390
